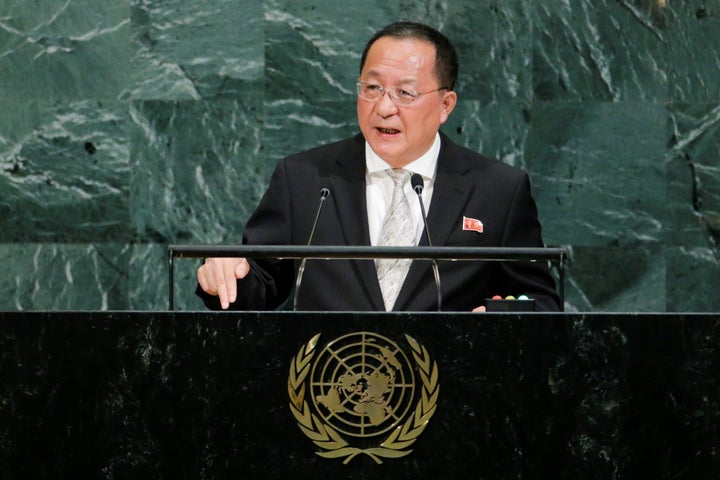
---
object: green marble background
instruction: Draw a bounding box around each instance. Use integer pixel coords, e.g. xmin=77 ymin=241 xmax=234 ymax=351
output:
xmin=1 ymin=0 xmax=718 ymax=312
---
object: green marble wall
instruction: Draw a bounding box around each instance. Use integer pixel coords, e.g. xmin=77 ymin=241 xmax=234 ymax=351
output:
xmin=1 ymin=0 xmax=718 ymax=312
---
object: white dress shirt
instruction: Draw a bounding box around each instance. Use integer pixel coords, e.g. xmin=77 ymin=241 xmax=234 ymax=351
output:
xmin=365 ymin=133 xmax=440 ymax=245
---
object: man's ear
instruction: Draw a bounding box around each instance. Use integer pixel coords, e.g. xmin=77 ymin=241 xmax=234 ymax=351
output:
xmin=439 ymin=90 xmax=457 ymax=124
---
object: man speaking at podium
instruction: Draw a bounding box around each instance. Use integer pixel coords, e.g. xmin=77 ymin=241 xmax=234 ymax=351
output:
xmin=197 ymin=22 xmax=560 ymax=312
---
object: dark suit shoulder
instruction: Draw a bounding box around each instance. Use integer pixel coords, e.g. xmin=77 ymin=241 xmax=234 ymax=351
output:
xmin=282 ymin=134 xmax=364 ymax=167
xmin=438 ymin=132 xmax=526 ymax=181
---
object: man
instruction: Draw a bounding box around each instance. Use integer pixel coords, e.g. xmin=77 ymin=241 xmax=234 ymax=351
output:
xmin=197 ymin=22 xmax=560 ymax=312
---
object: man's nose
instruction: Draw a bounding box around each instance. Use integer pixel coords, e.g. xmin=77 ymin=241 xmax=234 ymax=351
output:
xmin=375 ymin=90 xmax=399 ymax=116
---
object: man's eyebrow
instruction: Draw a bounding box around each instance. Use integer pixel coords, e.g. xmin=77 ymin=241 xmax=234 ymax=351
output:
xmin=397 ymin=78 xmax=419 ymax=85
xmin=361 ymin=71 xmax=419 ymax=85
xmin=362 ymin=70 xmax=382 ymax=79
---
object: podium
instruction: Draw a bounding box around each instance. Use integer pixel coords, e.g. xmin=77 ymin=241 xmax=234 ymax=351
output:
xmin=1 ymin=310 xmax=719 ymax=479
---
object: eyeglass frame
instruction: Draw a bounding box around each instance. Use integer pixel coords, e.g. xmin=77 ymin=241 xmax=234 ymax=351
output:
xmin=356 ymin=80 xmax=450 ymax=106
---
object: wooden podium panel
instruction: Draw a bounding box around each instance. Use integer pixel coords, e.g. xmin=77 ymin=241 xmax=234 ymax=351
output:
xmin=1 ymin=311 xmax=718 ymax=479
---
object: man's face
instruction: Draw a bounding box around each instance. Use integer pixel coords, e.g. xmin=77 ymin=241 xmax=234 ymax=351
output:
xmin=357 ymin=36 xmax=457 ymax=168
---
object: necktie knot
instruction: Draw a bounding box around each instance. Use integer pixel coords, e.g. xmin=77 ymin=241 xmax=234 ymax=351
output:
xmin=387 ymin=168 xmax=411 ymax=187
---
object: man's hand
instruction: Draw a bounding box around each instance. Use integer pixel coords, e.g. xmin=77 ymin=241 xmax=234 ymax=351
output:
xmin=197 ymin=257 xmax=251 ymax=310
xmin=471 ymin=305 xmax=487 ymax=313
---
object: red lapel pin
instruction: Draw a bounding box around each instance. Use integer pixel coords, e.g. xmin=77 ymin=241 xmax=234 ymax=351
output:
xmin=462 ymin=216 xmax=483 ymax=233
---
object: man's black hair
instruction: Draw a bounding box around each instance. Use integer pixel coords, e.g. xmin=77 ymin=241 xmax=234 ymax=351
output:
xmin=359 ymin=21 xmax=459 ymax=90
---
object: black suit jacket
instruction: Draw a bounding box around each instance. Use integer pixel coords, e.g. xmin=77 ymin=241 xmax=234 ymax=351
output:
xmin=198 ymin=132 xmax=560 ymax=311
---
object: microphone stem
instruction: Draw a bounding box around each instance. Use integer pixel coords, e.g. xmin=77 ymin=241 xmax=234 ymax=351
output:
xmin=413 ymin=186 xmax=442 ymax=312
xmin=294 ymin=189 xmax=329 ymax=311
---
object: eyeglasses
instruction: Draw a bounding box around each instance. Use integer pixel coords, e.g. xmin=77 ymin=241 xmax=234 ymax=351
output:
xmin=356 ymin=80 xmax=449 ymax=106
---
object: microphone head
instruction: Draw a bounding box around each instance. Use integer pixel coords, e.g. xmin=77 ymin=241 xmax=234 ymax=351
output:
xmin=410 ymin=173 xmax=424 ymax=194
xmin=320 ymin=187 xmax=330 ymax=199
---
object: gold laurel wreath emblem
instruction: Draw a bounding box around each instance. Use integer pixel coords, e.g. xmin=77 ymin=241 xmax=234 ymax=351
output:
xmin=287 ymin=333 xmax=439 ymax=464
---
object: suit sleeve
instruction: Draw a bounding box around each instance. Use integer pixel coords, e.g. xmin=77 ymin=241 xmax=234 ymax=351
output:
xmin=196 ymin=160 xmax=296 ymax=310
xmin=497 ymin=172 xmax=561 ymax=311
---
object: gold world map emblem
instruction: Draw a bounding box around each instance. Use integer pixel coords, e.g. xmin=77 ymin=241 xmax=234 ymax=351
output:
xmin=287 ymin=332 xmax=439 ymax=464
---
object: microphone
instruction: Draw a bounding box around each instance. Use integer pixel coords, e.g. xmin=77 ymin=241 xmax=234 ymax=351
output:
xmin=294 ymin=186 xmax=331 ymax=310
xmin=410 ymin=173 xmax=442 ymax=311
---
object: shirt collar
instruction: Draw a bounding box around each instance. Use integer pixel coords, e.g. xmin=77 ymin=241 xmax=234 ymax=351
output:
xmin=365 ymin=132 xmax=441 ymax=180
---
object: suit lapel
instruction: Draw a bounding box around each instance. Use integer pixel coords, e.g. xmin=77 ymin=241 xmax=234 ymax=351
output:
xmin=328 ymin=140 xmax=370 ymax=246
xmin=328 ymin=135 xmax=385 ymax=310
xmin=424 ymin=145 xmax=474 ymax=247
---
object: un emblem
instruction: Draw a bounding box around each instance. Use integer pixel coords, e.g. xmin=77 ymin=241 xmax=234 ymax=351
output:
xmin=287 ymin=332 xmax=439 ymax=464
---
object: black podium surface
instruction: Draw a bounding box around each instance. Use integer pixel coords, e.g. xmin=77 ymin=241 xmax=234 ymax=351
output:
xmin=1 ymin=311 xmax=718 ymax=479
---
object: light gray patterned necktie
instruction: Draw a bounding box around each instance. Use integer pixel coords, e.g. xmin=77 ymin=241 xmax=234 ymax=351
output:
xmin=376 ymin=168 xmax=414 ymax=311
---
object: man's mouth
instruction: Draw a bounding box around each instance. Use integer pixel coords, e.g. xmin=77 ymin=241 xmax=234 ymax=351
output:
xmin=377 ymin=127 xmax=400 ymax=134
